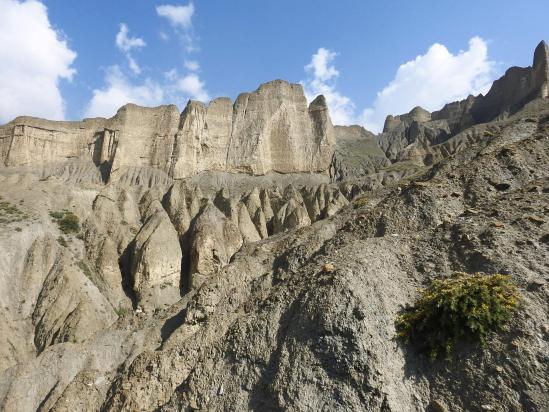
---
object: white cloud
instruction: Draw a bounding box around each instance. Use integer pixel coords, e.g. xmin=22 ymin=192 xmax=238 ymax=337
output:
xmin=361 ymin=37 xmax=496 ymax=132
xmin=305 ymin=48 xmax=339 ymax=82
xmin=115 ymin=23 xmax=146 ymax=53
xmin=176 ymin=73 xmax=209 ymax=102
xmin=303 ymin=38 xmax=496 ymax=133
xmin=86 ymin=2 xmax=208 ymax=117
xmin=85 ymin=66 xmax=210 ymax=118
xmin=157 ymin=3 xmax=197 ymax=52
xmin=303 ymin=48 xmax=355 ymax=125
xmin=85 ymin=66 xmax=164 ymax=118
xmin=115 ymin=23 xmax=146 ymax=75
xmin=184 ymin=60 xmax=200 ymax=71
xmin=156 ymin=3 xmax=194 ymax=29
xmin=0 ymin=0 xmax=76 ymax=123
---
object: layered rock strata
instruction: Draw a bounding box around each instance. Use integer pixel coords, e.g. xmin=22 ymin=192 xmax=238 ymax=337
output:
xmin=0 ymin=80 xmax=335 ymax=183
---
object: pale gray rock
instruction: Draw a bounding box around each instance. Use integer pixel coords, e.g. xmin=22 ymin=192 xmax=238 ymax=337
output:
xmin=1 ymin=81 xmax=335 ymax=183
xmin=188 ymin=202 xmax=243 ymax=289
xmin=244 ymin=187 xmax=269 ymax=238
xmin=131 ymin=195 xmax=182 ymax=310
xmin=32 ymin=252 xmax=117 ymax=352
xmin=227 ymin=80 xmax=335 ymax=175
xmin=274 ymin=198 xmax=312 ymax=233
xmin=169 ymin=98 xmax=233 ymax=179
xmin=236 ymin=202 xmax=261 ymax=243
xmin=163 ymin=180 xmax=193 ymax=237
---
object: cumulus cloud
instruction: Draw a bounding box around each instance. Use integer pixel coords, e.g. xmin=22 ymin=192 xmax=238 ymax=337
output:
xmin=85 ymin=66 xmax=209 ymax=118
xmin=303 ymin=48 xmax=355 ymax=125
xmin=361 ymin=37 xmax=496 ymax=132
xmin=115 ymin=23 xmax=146 ymax=74
xmin=156 ymin=2 xmax=197 ymax=52
xmin=85 ymin=66 xmax=164 ymax=118
xmin=0 ymin=0 xmax=76 ymax=123
xmin=303 ymin=38 xmax=497 ymax=133
xmin=176 ymin=73 xmax=209 ymax=102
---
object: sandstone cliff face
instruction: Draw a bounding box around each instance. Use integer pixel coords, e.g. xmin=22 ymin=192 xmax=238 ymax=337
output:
xmin=227 ymin=82 xmax=335 ymax=175
xmin=0 ymin=80 xmax=335 ymax=183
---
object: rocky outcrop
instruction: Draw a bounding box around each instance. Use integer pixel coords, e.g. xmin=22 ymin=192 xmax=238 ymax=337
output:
xmin=0 ymin=81 xmax=335 ymax=184
xmin=331 ymin=125 xmax=391 ymax=181
xmin=188 ymin=202 xmax=243 ymax=289
xmin=227 ymin=81 xmax=335 ymax=175
xmin=130 ymin=191 xmax=183 ymax=310
xmin=377 ymin=41 xmax=549 ymax=166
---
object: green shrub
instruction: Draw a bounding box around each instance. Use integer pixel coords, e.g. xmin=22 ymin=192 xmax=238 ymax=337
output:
xmin=50 ymin=210 xmax=80 ymax=234
xmin=57 ymin=236 xmax=68 ymax=247
xmin=396 ymin=272 xmax=520 ymax=359
xmin=49 ymin=211 xmax=64 ymax=219
xmin=353 ymin=195 xmax=368 ymax=208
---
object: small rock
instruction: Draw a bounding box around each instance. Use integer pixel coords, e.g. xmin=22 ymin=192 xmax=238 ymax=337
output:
xmin=322 ymin=263 xmax=335 ymax=273
xmin=526 ymin=215 xmax=544 ymax=224
xmin=429 ymin=399 xmax=449 ymax=412
xmin=411 ymin=181 xmax=429 ymax=188
xmin=464 ymin=208 xmax=480 ymax=216
xmin=493 ymin=182 xmax=511 ymax=191
xmin=491 ymin=221 xmax=505 ymax=228
xmin=481 ymin=404 xmax=494 ymax=411
xmin=495 ymin=366 xmax=503 ymax=373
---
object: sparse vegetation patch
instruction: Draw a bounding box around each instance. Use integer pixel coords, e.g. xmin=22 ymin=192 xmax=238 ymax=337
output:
xmin=50 ymin=210 xmax=80 ymax=234
xmin=0 ymin=197 xmax=28 ymax=225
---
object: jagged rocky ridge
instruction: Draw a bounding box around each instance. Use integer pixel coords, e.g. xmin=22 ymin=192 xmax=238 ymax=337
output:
xmin=332 ymin=40 xmax=549 ymax=180
xmin=0 ymin=41 xmax=547 ymax=411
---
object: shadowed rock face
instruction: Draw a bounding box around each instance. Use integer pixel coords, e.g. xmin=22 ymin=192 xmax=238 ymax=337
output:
xmin=0 ymin=80 xmax=335 ymax=183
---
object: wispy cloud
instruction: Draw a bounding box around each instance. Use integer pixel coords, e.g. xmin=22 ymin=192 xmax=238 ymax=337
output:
xmin=85 ymin=1 xmax=210 ymax=117
xmin=0 ymin=0 xmax=76 ymax=122
xmin=156 ymin=2 xmax=197 ymax=52
xmin=85 ymin=66 xmax=164 ymax=117
xmin=184 ymin=60 xmax=200 ymax=71
xmin=115 ymin=23 xmax=146 ymax=74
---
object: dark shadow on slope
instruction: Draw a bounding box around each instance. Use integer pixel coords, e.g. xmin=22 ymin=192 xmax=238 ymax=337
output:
xmin=118 ymin=239 xmax=138 ymax=309
xmin=160 ymin=307 xmax=188 ymax=347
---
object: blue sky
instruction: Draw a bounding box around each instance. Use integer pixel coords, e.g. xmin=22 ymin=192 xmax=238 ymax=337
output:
xmin=1 ymin=0 xmax=548 ymax=131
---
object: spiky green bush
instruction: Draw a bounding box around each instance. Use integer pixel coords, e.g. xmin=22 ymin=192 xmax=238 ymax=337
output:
xmin=396 ymin=272 xmax=520 ymax=359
